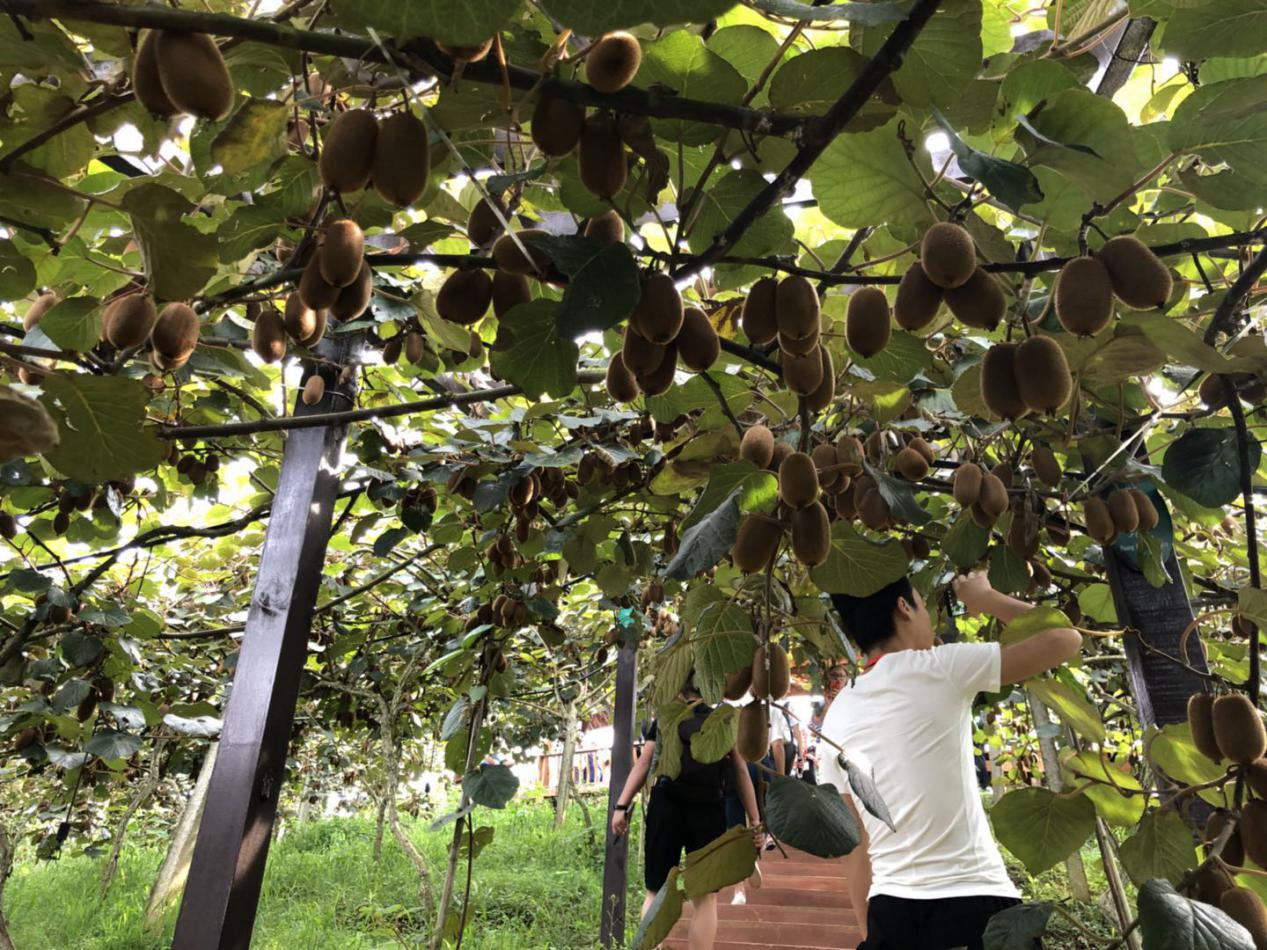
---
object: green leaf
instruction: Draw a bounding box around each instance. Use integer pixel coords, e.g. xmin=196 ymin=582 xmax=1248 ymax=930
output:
xmin=0 ymin=240 xmax=36 ymax=302
xmin=522 ymin=234 xmax=640 ymax=339
xmin=1015 ymin=89 xmax=1140 ymax=204
xmin=39 ymin=375 xmax=166 ymax=483
xmin=1077 ymin=583 xmax=1118 ymax=624
xmin=217 ymin=204 xmax=290 ymax=264
xmin=331 ymin=0 xmax=521 ymax=44
xmin=1000 ymin=607 xmax=1074 ymax=645
xmin=210 ymin=99 xmax=289 ymax=177
xmin=1028 ymin=678 xmax=1104 ymax=743
xmin=461 ymin=763 xmax=519 ymax=809
xmin=1162 ymin=427 xmax=1260 ymax=509
xmin=1060 ymin=750 xmax=1144 ymax=827
xmin=687 ymin=586 xmax=756 ymax=705
xmin=858 ymin=0 xmax=982 ymax=110
xmin=942 ymin=511 xmax=990 ymax=570
xmin=457 ymin=825 xmax=495 ymax=860
xmin=121 ymin=184 xmax=219 ymax=301
xmin=764 ymin=774 xmax=861 ymax=858
xmin=983 ymin=902 xmax=1056 ymax=950
xmin=1120 ymin=313 xmax=1246 ymax=374
xmin=690 ymin=704 xmax=738 ymax=765
xmin=652 ymin=639 xmax=695 ymax=710
xmin=1163 ymin=0 xmax=1267 ymax=60
xmin=988 ymin=544 xmax=1032 ymax=596
xmin=681 ymin=462 xmax=778 ymax=532
xmin=990 ymin=787 xmax=1096 ymax=875
xmin=489 ymin=300 xmax=579 ymax=400
xmin=682 ymin=825 xmax=757 ymax=900
xmin=36 ymin=297 xmax=100 ymax=353
xmin=1239 ymin=587 xmax=1267 ymax=635
xmin=664 ymin=487 xmax=745 ymax=583
xmin=633 ymin=867 xmax=684 ymax=950
xmin=1118 ymin=811 xmax=1197 ymax=887
xmin=85 ymin=729 xmax=142 ymax=762
xmin=444 ymin=727 xmax=491 ymax=775
xmin=52 ymin=678 xmax=91 ymax=714
xmin=865 ymin=464 xmax=931 ymax=525
xmin=750 ymin=0 xmax=906 ymax=21
xmin=1137 ymin=879 xmax=1254 ymax=950
xmin=707 ymin=27 xmax=780 ymax=99
xmin=1148 ymin=722 xmax=1230 ymax=788
xmin=809 ymin=522 xmax=910 ymax=596
xmin=636 ymin=32 xmax=746 ymax=145
xmin=688 ymin=169 xmax=794 ymax=258
xmin=934 ymin=110 xmax=1043 ymax=213
xmin=767 ymin=46 xmax=894 ymax=129
xmin=543 ymin=0 xmax=738 ymax=33
xmin=816 ymin=120 xmax=935 ymax=230
xmin=652 ymin=700 xmax=691 ymax=781
xmin=646 ymin=372 xmax=752 ymax=424
xmin=1168 ymin=75 xmax=1267 ymax=197
xmin=846 ymin=329 xmax=934 ymax=384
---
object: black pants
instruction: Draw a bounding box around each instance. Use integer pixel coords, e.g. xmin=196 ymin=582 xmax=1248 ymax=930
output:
xmin=644 ymin=785 xmax=726 ymax=892
xmin=859 ymin=893 xmax=1036 ymax=950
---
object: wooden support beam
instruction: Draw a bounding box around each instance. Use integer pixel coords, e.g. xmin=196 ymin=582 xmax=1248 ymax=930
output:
xmin=600 ymin=639 xmax=638 ymax=948
xmin=171 ymin=345 xmax=359 ymax=949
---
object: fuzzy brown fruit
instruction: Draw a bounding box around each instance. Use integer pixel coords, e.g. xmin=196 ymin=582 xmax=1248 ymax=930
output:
xmin=531 ymin=94 xmax=585 ymax=156
xmin=836 ymin=436 xmax=864 ymax=476
xmin=1200 ymin=374 xmax=1230 ymax=409
xmin=373 ymin=111 xmax=430 ymax=207
xmin=1207 ymin=810 xmax=1246 ymax=868
xmin=633 ymin=343 xmax=677 ymax=397
xmin=584 ymin=209 xmax=625 ymax=246
xmin=742 ymin=276 xmax=778 ymax=345
xmin=1187 ymin=692 xmax=1223 ymax=763
xmin=1055 ymin=256 xmax=1115 ymax=336
xmin=1098 ymin=236 xmax=1172 ymax=310
xmin=630 ymin=272 xmax=684 ymax=345
xmin=151 ymin=302 xmax=199 ymax=365
xmin=404 ymin=331 xmax=424 ymax=365
xmin=1083 ymin=497 xmax=1116 ymax=545
xmin=319 ymin=109 xmax=378 ymax=193
xmin=920 ymin=222 xmax=976 ymax=289
xmin=578 ymin=112 xmax=627 ymax=200
xmin=859 ymin=486 xmax=890 ymax=531
xmin=1031 ymin=446 xmax=1061 ymax=487
xmin=330 ymin=261 xmax=372 ymax=320
xmin=777 ymin=328 xmax=819 ymax=357
xmin=1107 ymin=488 xmax=1140 ymax=534
xmin=779 ymin=451 xmax=819 ymax=508
xmin=605 ymin=352 xmax=640 ymax=403
xmin=1246 ymin=759 xmax=1267 ymax=799
xmin=776 ymin=275 xmax=820 ymax=343
xmin=978 ymin=473 xmax=1009 ymax=521
xmin=1220 ymin=888 xmax=1267 ymax=948
xmin=133 ymin=31 xmax=178 ymax=117
xmin=492 ymin=229 xmax=552 ymax=276
xmin=895 ymin=262 xmax=943 ymax=331
xmin=953 ymin=462 xmax=983 ymax=507
xmin=1242 ymin=799 xmax=1267 ymax=869
xmin=981 ymin=343 xmax=1027 ymax=421
xmin=467 ymin=197 xmax=506 ymax=248
xmin=733 ymin=513 xmax=783 ymax=574
xmin=436 ymin=40 xmax=493 ymax=62
xmin=742 ymin=425 xmax=775 ymax=468
xmin=676 ymin=307 xmax=719 ymax=372
xmin=895 ymin=446 xmax=929 ymax=482
xmin=302 ymin=374 xmax=326 ymax=406
xmin=320 ymin=218 xmax=365 ymax=288
xmin=1015 ymin=335 xmax=1073 ymax=413
xmin=252 ymin=307 xmax=286 ymax=364
xmin=806 ymin=348 xmax=836 ymax=413
xmin=791 ymin=501 xmax=831 ymax=567
xmin=283 ymin=293 xmax=318 ymax=342
xmin=738 ymin=703 xmax=769 ymax=762
xmin=725 ymin=666 xmax=754 ymax=702
xmin=846 ymin=287 xmax=891 ymax=358
xmin=299 ymin=252 xmax=341 ymax=311
xmin=492 ymin=271 xmax=532 ymax=318
xmin=1213 ymin=693 xmax=1267 ymax=765
xmin=103 ymin=293 xmax=158 ymax=349
xmin=1130 ymin=489 xmax=1159 ymax=532
xmin=154 ymin=31 xmax=234 ymax=120
xmin=587 ymin=33 xmax=642 ymax=94
xmin=23 ymin=293 xmax=57 ymax=332
xmin=299 ymin=308 xmax=328 ymax=349
xmin=945 ymin=268 xmax=1006 ymax=330
xmin=812 ymin=443 xmax=841 ymax=492
xmin=752 ymin=643 xmax=790 ymax=701
xmin=622 ymin=325 xmax=666 ymax=377
xmin=782 ymin=346 xmax=824 ymax=396
xmin=437 ymin=269 xmax=494 ymax=325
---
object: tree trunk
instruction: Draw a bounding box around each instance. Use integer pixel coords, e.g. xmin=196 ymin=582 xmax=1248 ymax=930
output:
xmin=1026 ymin=691 xmax=1091 ymax=902
xmin=101 ymin=736 xmax=168 ymax=898
xmin=372 ymin=793 xmax=386 ymax=863
xmin=295 ymin=779 xmax=313 ymax=828
xmin=554 ymin=701 xmax=578 ymax=831
xmin=144 ymin=741 xmax=218 ymax=931
xmin=431 ymin=697 xmax=486 ymax=950
xmin=1096 ymin=817 xmax=1143 ymax=950
xmin=0 ymin=820 xmax=15 ymax=950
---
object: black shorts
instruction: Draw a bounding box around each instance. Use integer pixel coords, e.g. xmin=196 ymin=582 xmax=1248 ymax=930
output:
xmin=859 ymin=893 xmax=1036 ymax=950
xmin=643 ymin=786 xmax=726 ymax=892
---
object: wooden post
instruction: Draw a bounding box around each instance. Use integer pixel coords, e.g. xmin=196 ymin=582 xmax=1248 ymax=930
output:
xmin=600 ymin=639 xmax=638 ymax=948
xmin=172 ymin=349 xmax=357 ymax=950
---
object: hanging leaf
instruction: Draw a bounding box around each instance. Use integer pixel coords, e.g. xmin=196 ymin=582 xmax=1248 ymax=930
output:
xmin=687 ymin=586 xmax=756 ymax=705
xmin=1028 ymin=678 xmax=1104 ymax=743
xmin=211 ymin=99 xmax=289 ymax=176
xmin=652 ymin=640 xmax=695 ymax=709
xmin=1162 ymin=427 xmax=1260 ymax=509
xmin=85 ymin=729 xmax=143 ymax=761
xmin=942 ymin=511 xmax=991 ymax=570
xmin=690 ymin=704 xmax=739 ymax=764
xmin=809 ymin=522 xmax=910 ymax=596
xmin=121 ymin=184 xmax=218 ymax=300
xmin=989 ymin=787 xmax=1096 ymax=874
xmin=663 ymin=487 xmax=744 ymax=582
xmin=39 ymin=375 xmax=167 ymax=483
xmin=982 ymin=902 xmax=1056 ymax=950
xmin=523 ymin=234 xmax=641 ymax=339
xmin=764 ymin=773 xmax=861 ymax=858
xmin=1118 ymin=810 xmax=1197 ymax=887
xmin=462 ymin=763 xmax=519 ymax=809
xmin=632 ymin=867 xmax=684 ymax=950
xmin=933 ymin=109 xmax=1043 ymax=213
xmin=60 ymin=631 xmax=103 ymax=668
xmin=489 ymin=300 xmax=580 ymax=400
xmin=652 ymin=700 xmax=691 ymax=781
xmin=331 ymin=0 xmax=522 ymax=45
xmin=1136 ymin=879 xmax=1254 ymax=950
xmin=36 ymin=297 xmax=100 ymax=353
xmin=0 ymin=240 xmax=36 ymax=302
xmin=681 ymin=462 xmax=778 ymax=532
xmin=865 ymin=464 xmax=932 ymax=525
xmin=682 ymin=826 xmax=758 ymax=900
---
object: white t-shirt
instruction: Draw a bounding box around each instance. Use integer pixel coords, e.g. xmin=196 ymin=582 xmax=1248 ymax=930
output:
xmin=768 ymin=707 xmax=793 ymax=747
xmin=818 ymin=643 xmax=1018 ymax=901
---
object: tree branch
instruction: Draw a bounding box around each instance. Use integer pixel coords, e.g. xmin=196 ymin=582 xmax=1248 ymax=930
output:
xmin=1202 ymin=244 xmax=1267 ymax=345
xmin=0 ymin=93 xmax=134 ymax=174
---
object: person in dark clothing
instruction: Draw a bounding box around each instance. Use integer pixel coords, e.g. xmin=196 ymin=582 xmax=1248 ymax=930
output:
xmin=611 ymin=676 xmax=763 ymax=949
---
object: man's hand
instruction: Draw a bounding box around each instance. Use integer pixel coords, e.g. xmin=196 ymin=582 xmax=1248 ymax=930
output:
xmin=752 ymin=826 xmax=768 ymax=850
xmin=611 ymin=808 xmax=630 ymax=838
xmin=953 ymin=571 xmax=995 ymax=617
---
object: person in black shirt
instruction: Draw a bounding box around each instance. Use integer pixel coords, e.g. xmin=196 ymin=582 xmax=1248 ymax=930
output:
xmin=611 ymin=675 xmax=763 ymax=949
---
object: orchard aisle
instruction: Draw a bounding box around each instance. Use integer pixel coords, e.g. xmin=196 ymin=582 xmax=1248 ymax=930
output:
xmin=666 ymin=847 xmax=861 ymax=950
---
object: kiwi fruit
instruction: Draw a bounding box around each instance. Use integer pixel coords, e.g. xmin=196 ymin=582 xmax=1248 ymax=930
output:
xmin=302 ymin=374 xmax=326 ymax=406
xmin=1246 ymin=758 xmax=1267 ymax=798
xmin=633 ymin=342 xmax=677 ymax=397
xmin=0 ymin=512 xmax=16 ymax=540
xmin=319 ymin=218 xmax=365 ymax=288
xmin=894 ymin=262 xmax=943 ymax=331
xmin=945 ymin=268 xmax=1006 ymax=330
xmin=738 ymin=703 xmax=770 ymax=762
xmin=482 ymin=276 xmax=526 ymax=324
xmin=782 ymin=346 xmax=824 ymax=396
xmin=812 ymin=443 xmax=841 ymax=491
xmin=373 ymin=111 xmax=430 ymax=207
xmin=676 ymin=307 xmax=719 ymax=372
xmin=895 ymin=446 xmax=929 ymax=482
xmin=103 ymin=293 xmax=158 ymax=349
xmin=1242 ymin=799 xmax=1267 ymax=869
xmin=467 ymin=197 xmax=506 ymax=247
xmin=1029 ymin=559 xmax=1052 ymax=592
xmin=953 ymin=462 xmax=983 ymax=506
xmin=1207 ymin=810 xmax=1246 ymax=868
xmin=858 ymin=486 xmax=890 ymax=530
xmin=980 ymin=343 xmax=1027 ymax=421
xmin=437 ymin=269 xmax=494 ymax=325
xmin=436 ymin=40 xmax=493 ymax=62
xmin=1200 ymin=374 xmax=1230 ymax=409
xmin=791 ymin=501 xmax=831 ymax=567
xmin=836 ymin=436 xmax=864 ymax=476
xmin=283 ymin=293 xmax=319 ymax=342
xmin=806 ymin=347 xmax=836 ymax=413
xmin=154 ymin=31 xmax=234 ymax=121
xmin=587 ymin=32 xmax=641 ymax=94
xmin=733 ymin=513 xmax=783 ymax=574
xmin=724 ymin=665 xmax=754 ymax=702
xmin=777 ymin=328 xmax=819 ymax=357
xmin=1031 ymin=446 xmax=1061 ymax=487
xmin=319 ymin=108 xmax=378 ymax=193
xmin=605 ymin=352 xmax=640 ymax=403
xmin=151 ymin=302 xmax=199 ymax=365
xmin=990 ymin=462 xmax=1014 ymax=490
xmin=1097 ymin=236 xmax=1173 ymax=310
xmin=752 ymin=643 xmax=790 ymax=700
xmin=779 ymin=451 xmax=819 ymax=508
xmin=1185 ymin=692 xmax=1222 ymax=762
xmin=846 ymin=287 xmax=891 ymax=358
xmin=1220 ymin=888 xmax=1267 ymax=947
xmin=742 ymin=426 xmax=776 ymax=469
xmin=769 ymin=440 xmax=794 ymax=473
xmin=23 ymin=292 xmax=57 ymax=331
xmin=1008 ymin=507 xmax=1039 ymax=559
xmin=584 ymin=209 xmax=625 ymax=246
xmin=492 ymin=229 xmax=552 ymax=276
xmin=1107 ymin=488 xmax=1140 ymax=534
xmin=330 ymin=261 xmax=373 ymax=320
xmin=1015 ymin=335 xmax=1073 ymax=413
xmin=299 ymin=252 xmax=341 ymax=311
xmin=252 ymin=306 xmax=287 ymax=363
xmin=1193 ymin=863 xmax=1237 ymax=907
xmin=531 ymin=94 xmax=586 ymax=157
xmin=908 ymin=438 xmax=935 ymax=466
xmin=630 ymin=272 xmax=684 ymax=345
xmin=920 ymin=222 xmax=976 ymax=289
xmin=299 ymin=308 xmax=328 ymax=349
xmin=774 ymin=275 xmax=819 ymax=342
xmin=978 ymin=472 xmax=1009 ymax=521
xmin=1055 ymin=257 xmax=1115 ymax=336
xmin=1083 ymin=497 xmax=1116 ymax=545
xmin=1213 ymin=693 xmax=1267 ymax=764
xmin=579 ymin=111 xmax=627 ymax=200
xmin=133 ymin=31 xmax=178 ymax=117
xmin=742 ymin=276 xmax=778 ymax=345
xmin=621 ymin=325 xmax=666 ymax=376
xmin=1131 ymin=489 xmax=1159 ymax=532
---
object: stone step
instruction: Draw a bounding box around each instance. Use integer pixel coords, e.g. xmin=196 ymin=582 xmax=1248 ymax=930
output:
xmin=735 ymin=885 xmax=849 ymax=908
xmin=680 ymin=903 xmax=855 ymax=924
xmin=667 ymin=920 xmax=861 ymax=947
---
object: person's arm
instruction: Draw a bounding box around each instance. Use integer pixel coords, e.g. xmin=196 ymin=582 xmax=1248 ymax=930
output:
xmin=729 ymin=753 xmax=766 ymax=848
xmin=954 ymin=572 xmax=1082 ymax=685
xmin=840 ymin=795 xmax=871 ymax=939
xmin=611 ymin=738 xmax=654 ymax=837
xmin=770 ymin=738 xmax=786 ymax=775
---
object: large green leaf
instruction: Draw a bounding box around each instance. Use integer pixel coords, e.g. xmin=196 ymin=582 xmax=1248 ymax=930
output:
xmin=934 ymin=110 xmax=1042 ymax=214
xmin=681 ymin=462 xmax=778 ymax=532
xmin=121 ymin=184 xmax=218 ymax=301
xmin=688 ymin=169 xmax=794 ymax=258
xmin=809 ymin=522 xmax=910 ymax=596
xmin=1168 ymin=74 xmax=1267 ymax=197
xmin=1163 ymin=0 xmax=1267 ymax=60
xmin=664 ymin=487 xmax=745 ymax=583
xmin=1136 ymin=879 xmax=1254 ymax=950
xmin=990 ymin=787 xmax=1096 ymax=875
xmin=211 ymin=99 xmax=289 ymax=177
xmin=764 ymin=774 xmax=861 ymax=858
xmin=1120 ymin=313 xmax=1249 ymax=375
xmin=36 ymin=297 xmax=100 ymax=353
xmin=652 ymin=640 xmax=695 ymax=710
xmin=1060 ymin=751 xmax=1145 ymax=828
xmin=462 ymin=763 xmax=519 ymax=809
xmin=85 ymin=729 xmax=143 ymax=762
xmin=1015 ymin=88 xmax=1139 ymax=204
xmin=39 ymin=375 xmax=166 ymax=483
xmin=331 ymin=0 xmax=521 ymax=44
xmin=767 ymin=46 xmax=895 ymax=129
xmin=633 ymin=867 xmax=683 ymax=950
xmin=1147 ymin=723 xmax=1229 ymax=789
xmin=522 ymin=234 xmax=640 ymax=339
xmin=652 ymin=700 xmax=691 ymax=781
xmin=489 ymin=300 xmax=580 ymax=399
xmin=983 ymin=902 xmax=1056 ymax=950
xmin=0 ymin=240 xmax=36 ymax=302
xmin=1118 ymin=811 xmax=1196 ymax=887
xmin=687 ymin=586 xmax=756 ymax=705
xmin=816 ymin=121 xmax=935 ymax=230
xmin=690 ymin=704 xmax=738 ymax=765
xmin=858 ymin=0 xmax=983 ymax=110
xmin=942 ymin=511 xmax=990 ymax=570
xmin=1000 ymin=607 xmax=1074 ymax=645
xmin=1028 ymin=678 xmax=1104 ymax=743
xmin=1162 ymin=427 xmax=1260 ymax=509
xmin=682 ymin=826 xmax=757 ymax=900
xmin=543 ymin=0 xmax=737 ymax=33
xmin=636 ymin=32 xmax=746 ymax=145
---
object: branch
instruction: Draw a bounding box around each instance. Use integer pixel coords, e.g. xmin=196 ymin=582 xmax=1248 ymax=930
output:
xmin=1202 ymin=244 xmax=1267 ymax=345
xmin=1095 ymin=18 xmax=1156 ymax=100
xmin=0 ymin=93 xmax=134 ymax=174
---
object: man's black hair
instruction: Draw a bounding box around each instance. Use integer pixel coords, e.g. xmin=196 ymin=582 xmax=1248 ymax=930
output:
xmin=830 ymin=576 xmax=915 ymax=653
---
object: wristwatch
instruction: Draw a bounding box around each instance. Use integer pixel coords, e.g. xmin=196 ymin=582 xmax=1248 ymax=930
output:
xmin=614 ymin=803 xmax=629 ymax=811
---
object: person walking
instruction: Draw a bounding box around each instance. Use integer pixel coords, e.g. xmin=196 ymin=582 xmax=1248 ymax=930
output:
xmin=819 ymin=571 xmax=1081 ymax=950
xmin=611 ymin=674 xmax=764 ymax=949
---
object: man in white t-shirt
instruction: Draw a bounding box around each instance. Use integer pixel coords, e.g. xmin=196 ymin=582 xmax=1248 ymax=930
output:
xmin=768 ymin=702 xmax=794 ymax=775
xmin=818 ymin=571 xmax=1081 ymax=950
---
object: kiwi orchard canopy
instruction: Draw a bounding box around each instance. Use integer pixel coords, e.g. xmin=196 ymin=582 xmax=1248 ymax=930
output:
xmin=0 ymin=0 xmax=1265 ymax=947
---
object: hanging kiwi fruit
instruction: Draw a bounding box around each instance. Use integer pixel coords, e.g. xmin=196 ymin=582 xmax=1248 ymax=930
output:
xmin=980 ymin=343 xmax=1027 ymax=421
xmin=945 ymin=268 xmax=1006 ymax=331
xmin=103 ymin=293 xmax=158 ymax=349
xmin=846 ymin=287 xmax=891 ymax=358
xmin=894 ymin=262 xmax=943 ymax=331
xmin=1013 ymin=335 xmax=1073 ymax=414
xmin=675 ymin=307 xmax=720 ymax=372
xmin=586 ymin=33 xmax=642 ymax=94
xmin=740 ymin=425 xmax=775 ymax=469
xmin=372 ymin=111 xmax=430 ymax=207
xmin=738 ymin=703 xmax=769 ymax=762
xmin=319 ymin=109 xmax=378 ymax=193
xmin=153 ymin=31 xmax=235 ymax=121
xmin=742 ymin=276 xmax=778 ymax=345
xmin=733 ymin=513 xmax=783 ymax=574
xmin=1055 ymin=256 xmax=1115 ymax=336
xmin=578 ymin=111 xmax=627 ymax=200
xmin=630 ymin=272 xmax=684 ymax=345
xmin=531 ymin=94 xmax=586 ymax=156
xmin=1212 ymin=693 xmax=1267 ymax=764
xmin=778 ymin=451 xmax=819 ymax=508
xmin=437 ymin=269 xmax=494 ymax=325
xmin=1097 ymin=236 xmax=1173 ymax=310
xmin=252 ymin=307 xmax=287 ymax=364
xmin=919 ymin=222 xmax=976 ymax=289
xmin=605 ymin=353 xmax=640 ymax=403
xmin=751 ymin=643 xmax=790 ymax=700
xmin=791 ymin=501 xmax=831 ymax=566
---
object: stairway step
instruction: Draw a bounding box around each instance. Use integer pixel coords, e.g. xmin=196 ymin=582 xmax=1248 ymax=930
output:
xmin=680 ymin=904 xmax=855 ymax=924
xmin=738 ymin=886 xmax=849 ymax=908
xmin=664 ymin=939 xmax=860 ymax=950
xmin=676 ymin=920 xmax=861 ymax=945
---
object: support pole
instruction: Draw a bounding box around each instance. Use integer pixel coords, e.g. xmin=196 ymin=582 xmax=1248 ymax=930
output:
xmin=600 ymin=639 xmax=638 ymax=948
xmin=172 ymin=344 xmax=358 ymax=949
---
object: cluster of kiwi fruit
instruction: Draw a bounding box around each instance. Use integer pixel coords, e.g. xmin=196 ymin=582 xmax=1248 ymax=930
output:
xmin=171 ymin=448 xmax=221 ymax=487
xmin=507 ymin=469 xmax=572 ymax=542
xmin=607 ymin=273 xmax=720 ymax=402
xmin=286 ymin=217 xmax=372 ymax=338
xmin=484 ymin=533 xmax=524 ymax=576
xmin=1054 ymin=236 xmax=1172 ymax=336
xmin=731 ymin=645 xmax=792 ymax=761
xmin=466 ymin=592 xmax=529 ymax=630
xmin=100 ymin=294 xmax=201 ymax=372
xmin=1003 ymin=496 xmax=1054 ymax=591
xmin=132 ymin=30 xmax=235 ymax=121
xmin=1200 ymin=372 xmax=1267 ymax=410
xmin=741 ymin=276 xmax=835 ymax=410
xmin=895 ymin=222 xmax=1007 ymax=333
xmin=980 ymin=335 xmax=1073 ymax=420
xmin=398 ymin=482 xmax=438 ymax=519
xmin=319 ymin=107 xmax=430 ymax=207
xmin=1082 ymin=487 xmax=1159 ymax=545
xmin=951 ymin=461 xmax=1010 ymax=529
xmin=576 ymin=452 xmax=646 ymax=492
xmin=893 ymin=436 xmax=936 ymax=483
xmin=731 ymin=432 xmax=835 ymax=571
